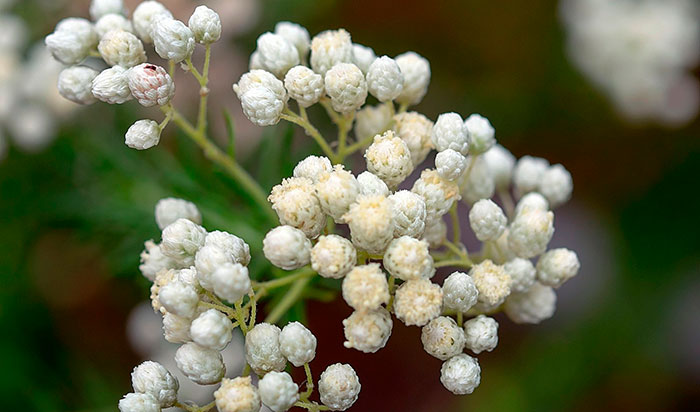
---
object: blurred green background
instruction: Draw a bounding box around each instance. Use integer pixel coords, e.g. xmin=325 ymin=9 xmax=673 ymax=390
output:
xmin=0 ymin=0 xmax=698 ymax=411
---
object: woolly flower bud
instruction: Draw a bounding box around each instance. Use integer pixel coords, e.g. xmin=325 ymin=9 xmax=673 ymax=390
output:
xmin=435 ymin=148 xmax=468 ymax=181
xmin=204 ymin=230 xmax=251 ymax=266
xmin=442 ymin=271 xmax=478 ymax=313
xmin=389 ymin=190 xmax=427 ymax=238
xmin=469 ymin=199 xmax=506 ymax=242
xmin=131 ymin=361 xmax=179 ymax=407
xmin=343 ymin=195 xmax=395 ymax=254
xmin=537 ymin=248 xmax=580 ymax=288
xmin=263 ymin=225 xmax=311 ymax=270
xmin=483 ymin=144 xmax=515 ymax=190
xmin=269 ymin=177 xmax=325 ymax=238
xmin=394 ymin=279 xmax=443 ymax=327
xmin=240 ymin=86 xmax=284 ymax=126
xmin=393 ymin=111 xmax=434 ymax=166
xmin=127 ymin=63 xmax=175 ymax=107
xmin=132 ymin=1 xmax=173 ymax=44
xmin=190 ymin=309 xmax=232 ymax=351
xmin=354 ymin=104 xmax=391 ymax=141
xmin=58 ymin=66 xmax=98 ymax=105
xmin=162 ymin=312 xmax=192 ymax=343
xmin=504 ymin=257 xmax=536 ymax=293
xmin=421 ymin=316 xmax=466 ymax=360
xmin=119 ymin=393 xmax=160 ymax=412
xmin=259 ymin=371 xmax=299 ymax=412
xmin=125 ymin=119 xmax=161 ymax=150
xmin=188 ymin=6 xmax=221 ymax=44
xmin=422 ymin=217 xmax=447 ymax=248
xmin=538 ymin=164 xmax=573 ymax=208
xmin=211 ymin=263 xmax=251 ymax=303
xmin=357 ymin=171 xmax=390 ymax=197
xmin=470 ymin=260 xmax=511 ymax=306
xmin=343 ymin=308 xmax=392 ymax=353
xmin=233 ymin=70 xmax=287 ymax=102
xmin=508 ymin=207 xmax=554 ymax=258
xmin=256 ymin=32 xmax=300 ymax=78
xmin=504 ymin=282 xmax=556 ymax=324
xmin=395 ymin=51 xmax=430 ymax=106
xmin=412 ymin=169 xmax=461 ymax=221
xmin=46 ymin=18 xmax=97 ymax=65
xmin=154 ymin=198 xmax=200 ymax=231
xmin=464 ymin=114 xmax=495 ymax=154
xmin=92 ymin=66 xmax=132 ymax=104
xmin=139 ymin=240 xmax=176 ymax=281
xmin=279 ymin=321 xmax=317 ymax=367
xmin=152 ymin=18 xmax=195 ymax=63
xmin=431 ymin=112 xmax=469 ymax=155
xmin=95 ymin=14 xmax=134 ymax=38
xmin=311 ymin=234 xmax=356 ymax=279
xmin=310 ymin=29 xmax=353 ymax=76
xmin=246 ymin=323 xmax=287 ymax=375
xmin=150 ymin=269 xmax=176 ymax=314
xmin=366 ymin=56 xmax=403 ymax=102
xmin=440 ymin=354 xmax=480 ymax=395
xmin=159 ymin=280 xmax=198 ymax=318
xmin=90 ymin=0 xmax=125 ymax=21
xmin=293 ymin=155 xmax=332 ymax=182
xmin=513 ymin=156 xmax=549 ymax=195
xmin=351 ymin=43 xmax=376 ymax=74
xmin=384 ymin=236 xmax=434 ymax=281
xmin=319 ymin=364 xmax=361 ymax=411
xmin=514 ymin=192 xmax=549 ymax=216
xmin=325 ymin=63 xmax=367 ymax=113
xmin=284 ymin=65 xmax=323 ymax=107
xmin=364 ymin=130 xmax=413 ymax=188
xmin=342 ymin=264 xmax=390 ymax=311
xmin=98 ymin=30 xmax=146 ymax=68
xmin=160 ymin=218 xmax=206 ymax=266
xmin=275 ymin=22 xmax=310 ymax=60
xmin=175 ymin=342 xmax=225 ymax=385
xmin=463 ymin=315 xmax=498 ymax=354
xmin=459 ymin=155 xmax=495 ymax=204
xmin=214 ymin=377 xmax=261 ymax=412
xmin=316 ymin=165 xmax=360 ymax=223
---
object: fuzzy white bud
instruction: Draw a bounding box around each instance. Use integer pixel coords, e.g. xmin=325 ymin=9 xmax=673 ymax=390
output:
xmin=274 ymin=22 xmax=310 ymax=60
xmin=366 ymin=55 xmax=403 ymax=102
xmin=383 ymin=236 xmax=434 ymax=281
xmin=269 ymin=177 xmax=325 ymax=238
xmin=98 ymin=30 xmax=146 ymax=68
xmin=211 ymin=263 xmax=251 ymax=303
xmin=343 ymin=195 xmax=395 ymax=254
xmin=431 ymin=112 xmax=469 ymax=154
xmin=435 ymin=148 xmax=468 ymax=181
xmin=175 ymin=342 xmax=225 ymax=385
xmin=393 ymin=279 xmax=443 ymax=327
xmin=351 ymin=43 xmax=376 ymax=74
xmin=92 ymin=66 xmax=132 ymax=104
xmin=132 ymin=1 xmax=173 ymax=44
xmin=240 ymin=86 xmax=284 ymax=126
xmin=459 ymin=155 xmax=495 ymax=204
xmin=538 ymin=164 xmax=573 ymax=208
xmin=469 ymin=199 xmax=506 ymax=241
xmin=421 ymin=316 xmax=466 ymax=360
xmin=536 ymin=248 xmax=580 ymax=288
xmin=263 ymin=225 xmax=311 ymax=270
xmin=393 ymin=111 xmax=434 ymax=166
xmin=188 ymin=6 xmax=221 ymax=44
xmin=342 ymin=264 xmax=390 ymax=311
xmin=190 ymin=309 xmax=232 ymax=351
xmin=364 ymin=130 xmax=413 ymax=188
xmin=256 ymin=32 xmax=300 ymax=78
xmin=412 ymin=169 xmax=461 ymax=221
xmin=463 ymin=315 xmax=498 ymax=354
xmin=388 ymin=190 xmax=427 ymax=238
xmin=46 ymin=18 xmax=97 ymax=64
xmin=394 ymin=51 xmax=430 ymax=106
xmin=95 ymin=14 xmax=134 ymax=38
xmin=482 ymin=144 xmax=515 ymax=190
xmin=284 ymin=65 xmax=324 ymax=107
xmin=440 ymin=354 xmax=480 ymax=395
xmin=127 ymin=63 xmax=175 ymax=107
xmin=279 ymin=321 xmax=317 ymax=367
xmin=139 ymin=240 xmax=176 ymax=281
xmin=119 ymin=393 xmax=160 ymax=412
xmin=160 ymin=218 xmax=207 ymax=267
xmin=508 ymin=207 xmax=554 ymax=258
xmin=90 ymin=0 xmax=125 ymax=21
xmin=233 ymin=69 xmax=287 ymax=102
xmin=155 ymin=197 xmax=201 ymax=230
xmin=357 ymin=171 xmax=390 ymax=197
xmin=324 ymin=63 xmax=367 ymax=113
xmin=316 ymin=165 xmax=360 ymax=223
xmin=311 ymin=234 xmax=356 ymax=279
xmin=504 ymin=257 xmax=536 ymax=293
xmin=422 ymin=217 xmax=447 ymax=248
xmin=246 ymin=323 xmax=287 ymax=375
xmin=310 ymin=29 xmax=353 ymax=76
xmin=58 ymin=66 xmax=98 ymax=105
xmin=442 ymin=271 xmax=479 ymax=313
xmin=214 ymin=377 xmax=261 ymax=412
xmin=514 ymin=192 xmax=549 ymax=216
xmin=355 ymin=104 xmax=391 ymax=141
xmin=131 ymin=361 xmax=179 ymax=407
xmin=152 ymin=18 xmax=195 ymax=63
xmin=513 ymin=156 xmax=549 ymax=195
xmin=259 ymin=371 xmax=299 ymax=412
xmin=504 ymin=282 xmax=556 ymax=324
xmin=125 ymin=119 xmax=161 ymax=150
xmin=293 ymin=155 xmax=332 ymax=182
xmin=319 ymin=363 xmax=361 ymax=411
xmin=343 ymin=308 xmax=392 ymax=353
xmin=464 ymin=114 xmax=495 ymax=154
xmin=159 ymin=280 xmax=198 ymax=318
xmin=470 ymin=260 xmax=511 ymax=306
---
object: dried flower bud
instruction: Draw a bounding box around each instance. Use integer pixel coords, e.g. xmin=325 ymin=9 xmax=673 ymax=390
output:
xmin=98 ymin=29 xmax=147 ymax=68
xmin=393 ymin=279 xmax=443 ymax=327
xmin=131 ymin=361 xmax=179 ymax=407
xmin=90 ymin=0 xmax=125 ymax=21
xmin=311 ymin=234 xmax=356 ymax=279
xmin=214 ymin=377 xmax=261 ymax=412
xmin=432 ymin=112 xmax=469 ymax=155
xmin=435 ymin=148 xmax=468 ymax=181
xmin=262 ymin=225 xmax=312 ymax=270
xmin=132 ymin=1 xmax=173 ymax=44
xmin=469 ymin=199 xmax=507 ymax=242
xmin=463 ymin=314 xmax=498 ymax=354
xmin=256 ymin=32 xmax=300 ymax=78
xmin=536 ymin=248 xmax=580 ymax=288
xmin=293 ymin=155 xmax=332 ymax=182
xmin=364 ymin=130 xmax=413 ymax=188
xmin=279 ymin=321 xmax=317 ymax=367
xmin=246 ymin=323 xmax=287 ymax=375
xmin=440 ymin=354 xmax=480 ymax=395
xmin=155 ymin=197 xmax=201 ymax=230
xmin=464 ymin=114 xmax=495 ymax=154
xmin=95 ymin=14 xmax=134 ymax=38
xmin=393 ymin=111 xmax=434 ymax=166
xmin=383 ymin=236 xmax=435 ymax=281
xmin=46 ymin=18 xmax=97 ymax=64
xmin=259 ymin=371 xmax=299 ymax=412
xmin=175 ymin=342 xmax=225 ymax=385
xmin=275 ymin=22 xmax=310 ymax=60
xmin=343 ymin=308 xmax=392 ymax=353
xmin=388 ymin=190 xmax=427 ymax=238
xmin=421 ymin=316 xmax=466 ymax=360
xmin=342 ymin=264 xmax=390 ymax=311
xmin=119 ymin=392 xmax=160 ymax=412
xmin=284 ymin=65 xmax=324 ymax=107
xmin=442 ymin=271 xmax=478 ymax=313
xmin=343 ymin=195 xmax=395 ymax=254
xmin=268 ymin=177 xmax=325 ymax=238
xmin=190 ymin=309 xmax=232 ymax=351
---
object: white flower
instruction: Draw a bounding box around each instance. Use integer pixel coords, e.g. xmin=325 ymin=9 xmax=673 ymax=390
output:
xmin=513 ymin=155 xmax=549 ymax=195
xmin=188 ymin=5 xmax=221 ymax=44
xmin=422 ymin=217 xmax=447 ymax=248
xmin=214 ymin=377 xmax=261 ymax=412
xmin=131 ymin=361 xmax=179 ymax=407
xmin=431 ymin=112 xmax=469 ymax=155
xmin=45 ymin=18 xmax=97 ymax=64
xmin=118 ymin=392 xmax=160 ymax=412
xmin=394 ymin=51 xmax=430 ymax=106
xmin=234 ymin=69 xmax=287 ymax=102
xmin=536 ymin=248 xmax=580 ymax=288
xmin=279 ymin=321 xmax=317 ymax=367
xmin=92 ymin=66 xmax=132 ymax=104
xmin=508 ymin=207 xmax=554 ymax=258
xmin=411 ymin=169 xmax=460 ymax=221
xmin=482 ymin=144 xmax=515 ymax=190
xmin=514 ymin=192 xmax=549 ymax=216
xmin=240 ymin=86 xmax=284 ymax=126
xmin=284 ymin=65 xmax=324 ymax=107
xmin=383 ymin=236 xmax=435 ymax=281
xmin=139 ymin=240 xmax=176 ymax=281
xmin=160 ymin=218 xmax=207 ymax=267
xmin=440 ymin=354 xmax=480 ymax=395
xmin=275 ymin=22 xmax=310 ymax=60
xmin=421 ymin=316 xmax=466 ymax=360
xmin=310 ymin=29 xmax=353 ymax=76
xmin=211 ymin=263 xmax=251 ymax=303
xmin=195 ymin=232 xmax=251 ymax=288
xmin=259 ymin=371 xmax=299 ymax=412
xmin=58 ymin=66 xmax=98 ymax=105
xmin=357 ymin=171 xmax=390 ymax=197
xmin=364 ymin=130 xmax=413 ymax=189
xmin=256 ymin=32 xmax=300 ymax=78
xmin=442 ymin=271 xmax=478 ymax=313
xmin=319 ymin=363 xmax=361 ymax=411
xmin=132 ymin=1 xmax=173 ymax=44
xmin=435 ymin=148 xmax=468 ymax=181
xmin=388 ymin=190 xmax=427 ymax=238
xmin=95 ymin=14 xmax=134 ymax=38
xmin=311 ymin=234 xmax=356 ymax=279
xmin=268 ymin=177 xmax=325 ymax=238
xmin=392 ymin=111 xmax=434 ymax=166
xmin=355 ymin=104 xmax=391 ymax=141
xmin=470 ymin=260 xmax=511 ymax=306
xmin=324 ymin=63 xmax=367 ymax=113
xmin=174 ymin=342 xmax=225 ymax=385
xmin=342 ymin=264 xmax=390 ymax=312
xmin=343 ymin=195 xmax=395 ymax=254
xmin=162 ymin=312 xmax=192 ymax=343
xmin=90 ymin=0 xmax=125 ymax=21
xmin=150 ymin=269 xmax=176 ymax=314
xmin=315 ymin=164 xmax=360 ymax=223
xmin=205 ymin=231 xmax=251 ymax=265
xmin=152 ymin=198 xmax=200 ymax=231
xmin=159 ymin=280 xmax=198 ymax=318
xmin=366 ymin=55 xmax=403 ymax=102
xmin=293 ymin=155 xmax=332 ymax=182
xmin=127 ymin=63 xmax=175 ymax=107
xmin=463 ymin=315 xmax=499 ymax=354
xmin=246 ymin=323 xmax=287 ymax=375
xmin=464 ymin=114 xmax=495 ymax=154
xmin=190 ymin=309 xmax=232 ymax=351
xmin=351 ymin=43 xmax=376 ymax=74
xmin=98 ymin=30 xmax=146 ymax=67
xmin=343 ymin=308 xmax=393 ymax=353
xmin=504 ymin=282 xmax=556 ymax=324
xmin=504 ymin=257 xmax=536 ymax=293
xmin=262 ymin=225 xmax=311 ymax=270
xmin=125 ymin=119 xmax=161 ymax=150
xmin=468 ymin=199 xmax=506 ymax=241
xmin=393 ymin=279 xmax=443 ymax=327
xmin=458 ymin=155 xmax=495 ymax=204
xmin=152 ymin=18 xmax=195 ymax=63
xmin=538 ymin=164 xmax=573 ymax=208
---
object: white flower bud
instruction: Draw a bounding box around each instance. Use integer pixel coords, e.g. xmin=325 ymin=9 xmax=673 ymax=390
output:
xmin=279 ymin=321 xmax=317 ymax=367
xmin=470 ymin=260 xmax=511 ymax=306
xmin=412 ymin=169 xmax=460 ymax=221
xmin=150 ymin=269 xmax=176 ymax=314
xmin=357 ymin=171 xmax=390 ymax=197
xmin=188 ymin=6 xmax=221 ymax=44
xmin=310 ymin=29 xmax=353 ymax=76
xmin=263 ymin=225 xmax=311 ymax=270
xmin=269 ymin=177 xmax=325 ymax=238
xmin=487 ymin=228 xmax=516 ymax=264
xmin=440 ymin=354 xmax=480 ymax=395
xmin=364 ymin=130 xmax=413 ymax=188
xmin=98 ymin=30 xmax=146 ymax=67
xmin=435 ymin=148 xmax=468 ymax=181
xmin=155 ymin=197 xmax=201 ymax=230
xmin=234 ymin=69 xmax=287 ymax=102
xmin=393 ymin=111 xmax=434 ymax=166
xmin=442 ymin=271 xmax=478 ymax=313
xmin=240 ymin=86 xmax=284 ymax=126
xmin=383 ymin=236 xmax=434 ymax=281
xmin=343 ymin=195 xmax=395 ymax=254
xmin=513 ymin=155 xmax=549 ymax=195
xmin=355 ymin=104 xmax=391 ymax=141
xmin=342 ymin=263 xmax=389 ymax=311
xmin=514 ymin=192 xmax=549 ymax=216
xmin=504 ymin=282 xmax=556 ymax=324
xmin=459 ymin=155 xmax=495 ymax=204
xmin=139 ymin=240 xmax=176 ymax=281
xmin=119 ymin=392 xmax=160 ymax=412
xmin=483 ymin=144 xmax=515 ymax=190
xmin=324 ymin=63 xmax=367 ymax=113
xmin=132 ymin=1 xmax=173 ymax=44
xmin=160 ymin=218 xmax=207 ymax=267
xmin=131 ymin=361 xmax=179 ymax=407
xmin=275 ymin=22 xmax=310 ymax=60
xmin=249 ymin=50 xmax=263 ymax=70
xmin=205 ymin=230 xmax=251 ymax=266
xmin=259 ymin=371 xmax=299 ymax=412
xmin=366 ymin=55 xmax=403 ymax=102
xmin=162 ymin=312 xmax=192 ymax=343
xmin=393 ymin=279 xmax=443 ymax=327
xmin=537 ymin=248 xmax=580 ymax=288
xmin=431 ymin=112 xmax=469 ymax=155
xmin=125 ymin=119 xmax=161 ymax=150
xmin=95 ymin=14 xmax=134 ymax=38
xmin=284 ymin=65 xmax=324 ymax=107
xmin=46 ymin=18 xmax=97 ymax=64
xmin=159 ymin=280 xmax=199 ymax=318
xmin=463 ymin=314 xmax=498 ymax=354
xmin=351 ymin=43 xmax=376 ymax=74
xmin=90 ymin=0 xmax=125 ymax=21
xmin=190 ymin=309 xmax=232 ymax=350
xmin=508 ymin=207 xmax=554 ymax=258
xmin=464 ymin=114 xmax=495 ymax=154
xmin=343 ymin=308 xmax=392 ymax=353
xmin=319 ymin=363 xmax=361 ymax=411
xmin=394 ymin=51 xmax=430 ymax=106
xmin=127 ymin=63 xmax=175 ymax=107
xmin=504 ymin=257 xmax=536 ymax=293
xmin=311 ymin=234 xmax=356 ymax=279
xmin=246 ymin=323 xmax=286 ymax=375
xmin=469 ymin=199 xmax=506 ymax=241
xmin=538 ymin=164 xmax=573 ymax=208
xmin=293 ymin=155 xmax=332 ymax=182
xmin=421 ymin=316 xmax=466 ymax=360
xmin=388 ymin=190 xmax=427 ymax=238
xmin=256 ymin=32 xmax=300 ymax=78
xmin=215 ymin=377 xmax=261 ymax=412
xmin=211 ymin=263 xmax=251 ymax=303
xmin=152 ymin=18 xmax=195 ymax=63
xmin=422 ymin=217 xmax=447 ymax=248
xmin=92 ymin=66 xmax=132 ymax=104
xmin=175 ymin=342 xmax=225 ymax=385
xmin=58 ymin=66 xmax=98 ymax=105
xmin=315 ymin=164 xmax=360 ymax=223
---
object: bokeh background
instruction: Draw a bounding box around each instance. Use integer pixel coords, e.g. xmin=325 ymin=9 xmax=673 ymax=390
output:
xmin=1 ymin=0 xmax=699 ymax=411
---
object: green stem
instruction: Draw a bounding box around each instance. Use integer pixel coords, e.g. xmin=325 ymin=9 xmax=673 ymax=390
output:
xmin=398 ymin=102 xmax=409 ymax=113
xmin=234 ymin=300 xmax=248 ymax=335
xmin=443 ymin=240 xmax=467 ymax=259
xmin=302 ymin=363 xmax=314 ymax=398
xmin=295 ymin=401 xmax=330 ymax=411
xmin=185 ymin=57 xmax=205 ymax=84
xmin=434 ymin=258 xmax=473 ymax=269
xmin=498 ymin=188 xmax=515 ymax=220
xmin=344 ymin=134 xmax=375 ymax=156
xmin=264 ymin=276 xmax=311 ymax=324
xmin=252 ymin=267 xmax=315 ymax=290
xmin=319 ymin=97 xmax=342 ymax=124
xmin=449 ymin=203 xmax=461 ymax=245
xmin=280 ymin=108 xmax=338 ymax=163
xmin=336 ymin=111 xmax=355 ymax=162
xmin=457 ymin=311 xmax=463 ymax=327
xmin=198 ymin=301 xmax=236 ymax=319
xmin=386 ymin=275 xmax=396 ymax=312
xmin=247 ymin=291 xmax=257 ymax=330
